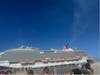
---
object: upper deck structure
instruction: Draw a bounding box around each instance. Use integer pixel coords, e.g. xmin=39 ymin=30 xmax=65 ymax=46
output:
xmin=0 ymin=46 xmax=91 ymax=68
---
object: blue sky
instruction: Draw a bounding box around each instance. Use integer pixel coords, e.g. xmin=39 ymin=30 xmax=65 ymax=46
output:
xmin=0 ymin=0 xmax=99 ymax=57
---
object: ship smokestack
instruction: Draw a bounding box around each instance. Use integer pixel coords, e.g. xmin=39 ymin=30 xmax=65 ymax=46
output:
xmin=62 ymin=43 xmax=69 ymax=50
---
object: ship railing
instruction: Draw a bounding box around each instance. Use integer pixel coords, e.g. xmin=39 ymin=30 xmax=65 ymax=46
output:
xmin=7 ymin=57 xmax=87 ymax=68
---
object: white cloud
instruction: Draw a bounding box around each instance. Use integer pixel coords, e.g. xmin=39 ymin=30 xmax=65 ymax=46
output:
xmin=70 ymin=0 xmax=97 ymax=43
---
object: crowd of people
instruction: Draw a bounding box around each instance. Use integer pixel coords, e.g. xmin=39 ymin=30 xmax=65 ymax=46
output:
xmin=26 ymin=62 xmax=94 ymax=75
xmin=67 ymin=63 xmax=94 ymax=75
xmin=0 ymin=62 xmax=94 ymax=75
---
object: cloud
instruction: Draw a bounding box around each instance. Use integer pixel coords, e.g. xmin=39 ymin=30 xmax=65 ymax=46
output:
xmin=70 ymin=0 xmax=97 ymax=43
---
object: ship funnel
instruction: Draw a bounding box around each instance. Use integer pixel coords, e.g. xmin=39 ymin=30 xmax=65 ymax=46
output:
xmin=62 ymin=43 xmax=69 ymax=51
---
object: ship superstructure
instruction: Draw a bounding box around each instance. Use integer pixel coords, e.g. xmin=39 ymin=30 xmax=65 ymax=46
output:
xmin=0 ymin=46 xmax=90 ymax=68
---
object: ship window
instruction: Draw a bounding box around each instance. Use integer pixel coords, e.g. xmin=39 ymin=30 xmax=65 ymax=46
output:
xmin=10 ymin=62 xmax=19 ymax=64
xmin=21 ymin=63 xmax=35 ymax=66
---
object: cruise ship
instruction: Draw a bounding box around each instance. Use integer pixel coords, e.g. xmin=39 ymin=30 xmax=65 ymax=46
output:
xmin=0 ymin=45 xmax=92 ymax=74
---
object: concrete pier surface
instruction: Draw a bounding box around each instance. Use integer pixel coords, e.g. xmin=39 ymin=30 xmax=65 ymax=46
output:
xmin=91 ymin=62 xmax=100 ymax=75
